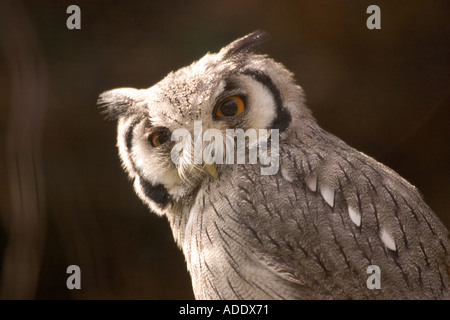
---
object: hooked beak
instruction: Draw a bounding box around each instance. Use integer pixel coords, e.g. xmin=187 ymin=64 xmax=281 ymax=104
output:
xmin=204 ymin=163 xmax=218 ymax=179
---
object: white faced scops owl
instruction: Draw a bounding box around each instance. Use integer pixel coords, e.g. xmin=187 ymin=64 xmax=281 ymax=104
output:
xmin=98 ymin=32 xmax=449 ymax=299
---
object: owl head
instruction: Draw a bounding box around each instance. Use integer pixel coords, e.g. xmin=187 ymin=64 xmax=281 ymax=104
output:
xmin=98 ymin=31 xmax=313 ymax=216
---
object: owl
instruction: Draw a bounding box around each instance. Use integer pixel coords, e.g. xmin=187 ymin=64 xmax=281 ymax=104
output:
xmin=98 ymin=31 xmax=449 ymax=299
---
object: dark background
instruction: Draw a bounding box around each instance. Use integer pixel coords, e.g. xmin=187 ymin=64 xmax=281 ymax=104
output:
xmin=0 ymin=0 xmax=449 ymax=299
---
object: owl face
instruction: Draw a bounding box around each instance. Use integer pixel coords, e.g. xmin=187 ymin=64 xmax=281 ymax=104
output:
xmin=98 ymin=31 xmax=311 ymax=216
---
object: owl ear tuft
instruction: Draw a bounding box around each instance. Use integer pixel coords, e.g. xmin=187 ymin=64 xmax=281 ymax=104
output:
xmin=220 ymin=30 xmax=269 ymax=59
xmin=97 ymin=88 xmax=143 ymax=120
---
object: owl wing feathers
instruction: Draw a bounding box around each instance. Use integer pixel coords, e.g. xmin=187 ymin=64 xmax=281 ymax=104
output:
xmin=208 ymin=129 xmax=450 ymax=299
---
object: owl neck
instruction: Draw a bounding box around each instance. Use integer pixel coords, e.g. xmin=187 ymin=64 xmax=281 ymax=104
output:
xmin=164 ymin=190 xmax=200 ymax=249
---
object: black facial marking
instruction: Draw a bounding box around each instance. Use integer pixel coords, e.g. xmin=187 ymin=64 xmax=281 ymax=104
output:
xmin=121 ymin=118 xmax=144 ymax=175
xmin=242 ymin=69 xmax=291 ymax=132
xmin=123 ymin=119 xmax=171 ymax=208
xmin=125 ymin=118 xmax=142 ymax=152
xmin=140 ymin=178 xmax=171 ymax=208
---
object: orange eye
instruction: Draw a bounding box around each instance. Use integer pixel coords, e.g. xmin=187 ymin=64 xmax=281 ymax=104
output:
xmin=148 ymin=128 xmax=170 ymax=147
xmin=215 ymin=96 xmax=245 ymax=118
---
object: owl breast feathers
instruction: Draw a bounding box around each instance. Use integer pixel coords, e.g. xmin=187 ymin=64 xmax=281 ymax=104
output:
xmin=98 ymin=31 xmax=450 ymax=299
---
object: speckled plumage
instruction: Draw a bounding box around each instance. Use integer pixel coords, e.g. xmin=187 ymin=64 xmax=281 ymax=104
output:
xmin=98 ymin=32 xmax=450 ymax=299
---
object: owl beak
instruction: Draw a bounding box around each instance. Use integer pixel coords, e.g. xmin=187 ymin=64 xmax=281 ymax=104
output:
xmin=204 ymin=163 xmax=218 ymax=179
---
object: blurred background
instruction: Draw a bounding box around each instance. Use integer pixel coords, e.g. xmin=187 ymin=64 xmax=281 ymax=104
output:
xmin=0 ymin=0 xmax=448 ymax=299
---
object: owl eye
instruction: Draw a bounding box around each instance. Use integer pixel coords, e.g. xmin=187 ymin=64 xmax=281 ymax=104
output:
xmin=215 ymin=96 xmax=245 ymax=118
xmin=147 ymin=128 xmax=171 ymax=148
